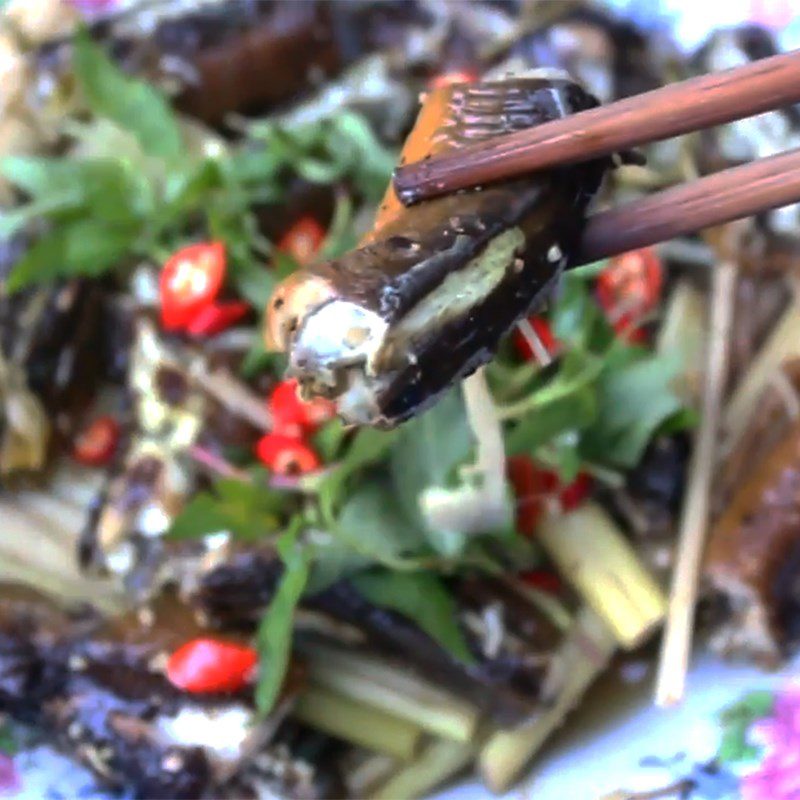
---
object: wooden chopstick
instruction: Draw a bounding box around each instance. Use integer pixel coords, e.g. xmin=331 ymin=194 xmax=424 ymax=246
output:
xmin=575 ymin=147 xmax=800 ymax=265
xmin=393 ymin=49 xmax=800 ymax=205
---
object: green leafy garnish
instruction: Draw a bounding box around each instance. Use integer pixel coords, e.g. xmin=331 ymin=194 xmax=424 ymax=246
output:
xmin=495 ymin=266 xmax=692 ymax=479
xmin=335 ymin=478 xmax=426 ymax=567
xmin=255 ymin=525 xmax=310 ymax=716
xmin=717 ymin=690 xmax=774 ymax=764
xmin=581 ymin=352 xmax=686 ymax=468
xmin=390 ymin=390 xmax=474 ymax=534
xmin=73 ymin=30 xmax=182 ymax=160
xmin=0 ymin=722 xmax=18 ymax=756
xmin=168 ymin=477 xmax=289 ymax=542
xmin=351 ymin=569 xmax=475 ymax=664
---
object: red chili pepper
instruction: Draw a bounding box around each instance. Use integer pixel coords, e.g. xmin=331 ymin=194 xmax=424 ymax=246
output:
xmin=430 ymin=70 xmax=478 ymax=89
xmin=506 ymin=456 xmax=559 ymax=536
xmin=256 ymin=433 xmax=321 ymax=475
xmin=514 ymin=316 xmax=559 ymax=362
xmin=507 ymin=456 xmax=592 ymax=535
xmin=559 ymin=471 xmax=593 ymax=511
xmin=186 ymin=301 xmax=250 ymax=337
xmin=277 ymin=217 xmax=326 ymax=265
xmin=596 ymin=248 xmax=663 ymax=342
xmin=72 ymin=416 xmax=120 ymax=466
xmin=166 ymin=638 xmax=257 ymax=694
xmin=269 ymin=379 xmax=336 ymax=437
xmin=160 ymin=242 xmax=226 ymax=331
xmin=519 ymin=570 xmax=563 ymax=595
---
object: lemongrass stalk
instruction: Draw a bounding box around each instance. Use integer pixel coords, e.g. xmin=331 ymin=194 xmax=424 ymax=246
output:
xmin=347 ymin=753 xmax=398 ymax=798
xmin=0 ymin=499 xmax=125 ymax=611
xmin=299 ymin=643 xmax=479 ymax=742
xmin=655 ymin=262 xmax=736 ymax=708
xmin=479 ymin=608 xmax=615 ymax=793
xmin=293 ymin=684 xmax=422 ymax=760
xmin=371 ymin=739 xmax=476 ymax=800
xmin=722 ymin=300 xmax=800 ymax=454
xmin=537 ymin=503 xmax=666 ymax=649
xmin=656 ymin=279 xmax=708 ymax=407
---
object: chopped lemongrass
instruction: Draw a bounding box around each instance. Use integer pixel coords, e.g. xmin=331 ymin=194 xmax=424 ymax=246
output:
xmin=722 ymin=300 xmax=800 ymax=455
xmin=507 ymin=579 xmax=573 ymax=632
xmin=371 ymin=739 xmax=476 ymax=800
xmin=657 ymin=279 xmax=708 ymax=406
xmin=347 ymin=753 xmax=399 ymax=798
xmin=292 ymin=684 xmax=422 ymax=760
xmin=655 ymin=261 xmax=737 ymax=708
xmin=299 ymin=643 xmax=480 ymax=742
xmin=479 ymin=607 xmax=616 ymax=793
xmin=537 ymin=503 xmax=667 ymax=649
xmin=0 ymin=498 xmax=124 ymax=612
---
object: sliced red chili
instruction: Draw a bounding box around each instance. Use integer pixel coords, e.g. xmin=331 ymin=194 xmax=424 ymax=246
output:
xmin=269 ymin=379 xmax=336 ymax=437
xmin=256 ymin=433 xmax=320 ymax=475
xmin=160 ymin=241 xmax=226 ymax=331
xmin=166 ymin=638 xmax=257 ymax=694
xmin=514 ymin=316 xmax=559 ymax=362
xmin=596 ymin=247 xmax=663 ymax=335
xmin=519 ymin=569 xmax=563 ymax=595
xmin=559 ymin=472 xmax=593 ymax=511
xmin=277 ymin=217 xmax=326 ymax=265
xmin=506 ymin=456 xmax=558 ymax=536
xmin=186 ymin=301 xmax=250 ymax=337
xmin=72 ymin=415 xmax=120 ymax=467
xmin=507 ymin=457 xmax=592 ymax=534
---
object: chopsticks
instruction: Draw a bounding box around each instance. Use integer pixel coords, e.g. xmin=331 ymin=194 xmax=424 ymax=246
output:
xmin=393 ymin=49 xmax=800 ymax=262
xmin=395 ymin=48 xmax=800 ymax=202
xmin=578 ymin=147 xmax=800 ymax=263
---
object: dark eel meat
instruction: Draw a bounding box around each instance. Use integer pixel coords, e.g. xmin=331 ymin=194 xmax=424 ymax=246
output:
xmin=265 ymin=72 xmax=610 ymax=428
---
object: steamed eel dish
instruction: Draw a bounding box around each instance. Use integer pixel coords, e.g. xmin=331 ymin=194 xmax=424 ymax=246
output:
xmin=266 ymin=72 xmax=610 ymax=427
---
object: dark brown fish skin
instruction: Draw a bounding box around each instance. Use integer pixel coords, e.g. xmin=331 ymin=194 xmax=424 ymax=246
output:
xmin=308 ymin=79 xmax=601 ymax=321
xmin=706 ymin=395 xmax=800 ymax=664
xmin=285 ymin=77 xmax=608 ymax=426
xmin=34 ymin=0 xmax=435 ymax=126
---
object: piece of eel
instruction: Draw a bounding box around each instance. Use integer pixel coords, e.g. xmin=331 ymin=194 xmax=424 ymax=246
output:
xmin=265 ymin=72 xmax=609 ymax=428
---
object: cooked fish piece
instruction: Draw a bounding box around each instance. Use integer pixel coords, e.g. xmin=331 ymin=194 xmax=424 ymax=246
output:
xmin=266 ymin=73 xmax=609 ymax=428
xmin=706 ymin=359 xmax=800 ymax=664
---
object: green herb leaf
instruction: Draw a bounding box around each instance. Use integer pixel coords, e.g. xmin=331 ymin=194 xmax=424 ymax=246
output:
xmin=0 ymin=722 xmax=18 ymax=756
xmin=315 ymin=427 xmax=400 ymax=520
xmin=73 ymin=31 xmax=181 ymax=160
xmin=0 ymin=156 xmax=147 ymax=227
xmin=255 ymin=525 xmax=310 ymax=715
xmin=335 ymin=479 xmax=425 ymax=566
xmin=312 ymin=418 xmax=348 ymax=462
xmin=717 ymin=690 xmax=774 ymax=765
xmin=389 ymin=389 xmax=474 ymax=531
xmin=168 ymin=478 xmax=289 ymax=541
xmin=580 ymin=352 xmax=686 ymax=468
xmin=7 ymin=219 xmax=138 ymax=292
xmin=351 ymin=569 xmax=474 ymax=664
xmin=505 ymin=385 xmax=596 ymax=455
